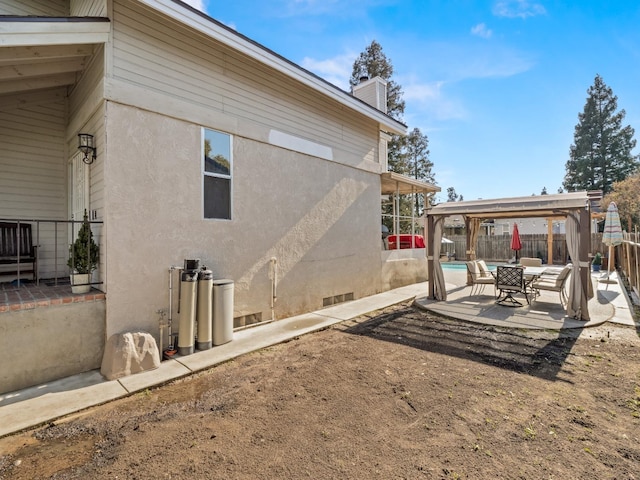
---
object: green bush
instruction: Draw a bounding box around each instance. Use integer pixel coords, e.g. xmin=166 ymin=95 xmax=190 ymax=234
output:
xmin=592 ymin=252 xmax=602 ymax=266
xmin=67 ymin=210 xmax=99 ymax=274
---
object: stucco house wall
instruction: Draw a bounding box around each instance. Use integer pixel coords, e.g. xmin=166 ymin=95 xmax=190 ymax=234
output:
xmin=103 ymin=102 xmax=383 ymax=339
xmin=0 ymin=0 xmax=429 ymax=390
xmin=99 ymin=1 xmax=392 ymax=341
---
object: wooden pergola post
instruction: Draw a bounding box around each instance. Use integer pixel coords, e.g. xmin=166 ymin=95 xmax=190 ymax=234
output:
xmin=427 ymin=214 xmax=436 ymax=299
xmin=547 ymin=218 xmax=553 ymax=265
xmin=579 ymin=208 xmax=591 ymax=321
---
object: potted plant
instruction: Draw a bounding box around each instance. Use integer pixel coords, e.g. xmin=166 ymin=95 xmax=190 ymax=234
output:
xmin=68 ymin=210 xmax=99 ymax=293
xmin=592 ymin=252 xmax=602 ymax=272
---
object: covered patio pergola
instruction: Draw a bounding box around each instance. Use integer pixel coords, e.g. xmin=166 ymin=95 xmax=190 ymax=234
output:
xmin=426 ymin=192 xmax=597 ymax=321
xmin=380 ymin=171 xmax=440 ymax=240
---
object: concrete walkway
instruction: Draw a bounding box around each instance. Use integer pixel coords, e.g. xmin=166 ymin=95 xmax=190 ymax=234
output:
xmin=1 ymin=270 xmax=636 ymax=438
xmin=0 ymin=283 xmax=426 ymax=438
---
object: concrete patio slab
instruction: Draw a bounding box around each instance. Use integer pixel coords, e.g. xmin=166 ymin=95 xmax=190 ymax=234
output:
xmin=415 ymin=268 xmax=636 ymax=330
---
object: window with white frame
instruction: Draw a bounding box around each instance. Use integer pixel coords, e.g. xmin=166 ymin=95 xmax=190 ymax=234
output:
xmin=203 ymin=128 xmax=232 ymax=220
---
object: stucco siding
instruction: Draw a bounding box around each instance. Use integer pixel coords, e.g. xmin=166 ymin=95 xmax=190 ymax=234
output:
xmin=110 ymin=0 xmax=380 ymax=173
xmin=104 ymin=103 xmax=382 ymax=341
xmin=0 ymin=0 xmax=68 ymax=15
xmin=0 ymin=300 xmax=105 ymax=394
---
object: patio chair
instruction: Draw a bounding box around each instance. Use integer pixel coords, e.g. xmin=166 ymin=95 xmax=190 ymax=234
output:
xmin=520 ymin=257 xmax=542 ymax=267
xmin=476 ymin=259 xmax=493 ymax=277
xmin=465 ymin=260 xmax=495 ymax=296
xmin=495 ymin=266 xmax=529 ymax=307
xmin=530 ymin=265 xmax=572 ymax=306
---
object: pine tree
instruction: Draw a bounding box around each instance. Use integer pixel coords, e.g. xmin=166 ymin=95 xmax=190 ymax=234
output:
xmin=350 ymin=40 xmax=405 ymax=121
xmin=563 ymin=75 xmax=639 ymax=195
xmin=406 ymin=128 xmax=435 ymax=215
xmin=350 ymin=40 xmax=407 ymax=174
xmin=352 ymin=41 xmax=437 ymax=231
xmin=349 ymin=40 xmax=435 ymax=231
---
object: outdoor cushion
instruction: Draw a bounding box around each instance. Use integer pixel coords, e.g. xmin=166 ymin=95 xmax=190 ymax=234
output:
xmin=466 ymin=260 xmax=495 ymax=296
xmin=531 ymin=265 xmax=572 ymax=305
xmin=476 ymin=259 xmax=494 ymax=278
xmin=520 ymin=257 xmax=542 ymax=267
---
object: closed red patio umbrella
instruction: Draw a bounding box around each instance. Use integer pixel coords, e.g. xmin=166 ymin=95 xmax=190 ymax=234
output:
xmin=511 ymin=223 xmax=522 ymax=262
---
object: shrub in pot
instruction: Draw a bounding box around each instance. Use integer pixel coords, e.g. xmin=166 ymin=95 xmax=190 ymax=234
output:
xmin=68 ymin=210 xmax=99 ymax=293
xmin=592 ymin=252 xmax=602 ymax=272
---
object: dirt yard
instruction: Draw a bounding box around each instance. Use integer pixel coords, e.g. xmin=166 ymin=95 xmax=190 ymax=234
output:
xmin=1 ymin=303 xmax=639 ymax=479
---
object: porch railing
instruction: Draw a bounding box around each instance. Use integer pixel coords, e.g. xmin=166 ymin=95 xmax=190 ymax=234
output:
xmin=0 ymin=217 xmax=103 ymax=287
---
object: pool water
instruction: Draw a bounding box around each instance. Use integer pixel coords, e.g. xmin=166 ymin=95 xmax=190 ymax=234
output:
xmin=441 ymin=262 xmax=497 ymax=271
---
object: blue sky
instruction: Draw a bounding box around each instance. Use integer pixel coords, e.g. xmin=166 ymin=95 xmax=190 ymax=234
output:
xmin=186 ymin=0 xmax=640 ymax=202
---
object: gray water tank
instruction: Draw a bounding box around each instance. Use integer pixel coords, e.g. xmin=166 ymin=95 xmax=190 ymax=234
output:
xmin=213 ymin=279 xmax=234 ymax=345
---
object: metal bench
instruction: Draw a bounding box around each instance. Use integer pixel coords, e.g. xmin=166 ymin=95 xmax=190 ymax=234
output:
xmin=0 ymin=221 xmax=37 ymax=282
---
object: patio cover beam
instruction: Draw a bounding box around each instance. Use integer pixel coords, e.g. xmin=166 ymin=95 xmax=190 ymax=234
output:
xmin=0 ymin=18 xmax=110 ymax=47
xmin=380 ymin=172 xmax=440 ymax=195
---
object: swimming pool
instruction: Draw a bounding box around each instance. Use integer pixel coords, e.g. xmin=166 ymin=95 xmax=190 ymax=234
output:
xmin=440 ymin=262 xmax=497 ymax=271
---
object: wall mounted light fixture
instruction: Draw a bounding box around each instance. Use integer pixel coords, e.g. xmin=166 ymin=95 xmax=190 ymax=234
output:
xmin=78 ymin=133 xmax=96 ymax=164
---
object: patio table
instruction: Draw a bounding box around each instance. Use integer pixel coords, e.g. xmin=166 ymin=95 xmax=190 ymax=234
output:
xmin=496 ymin=265 xmax=548 ymax=305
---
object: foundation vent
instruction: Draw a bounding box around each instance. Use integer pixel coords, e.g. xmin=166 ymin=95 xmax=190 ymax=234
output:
xmin=322 ymin=292 xmax=354 ymax=307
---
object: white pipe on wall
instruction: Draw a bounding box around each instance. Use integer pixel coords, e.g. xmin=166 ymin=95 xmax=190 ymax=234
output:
xmin=270 ymin=257 xmax=278 ymax=321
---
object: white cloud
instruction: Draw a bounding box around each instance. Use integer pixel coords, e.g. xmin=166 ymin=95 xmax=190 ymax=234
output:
xmin=471 ymin=23 xmax=493 ymax=39
xmin=182 ymin=0 xmax=207 ymax=12
xmin=221 ymin=20 xmax=237 ymax=30
xmin=300 ymin=53 xmax=356 ymax=90
xmin=403 ymin=80 xmax=467 ymax=122
xmin=492 ymin=0 xmax=546 ymax=19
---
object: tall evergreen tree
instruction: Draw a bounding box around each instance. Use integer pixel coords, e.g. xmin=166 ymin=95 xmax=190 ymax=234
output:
xmin=405 ymin=128 xmax=435 ymax=215
xmin=350 ymin=40 xmax=406 ymax=174
xmin=563 ymin=75 xmax=639 ymax=195
xmin=350 ymin=40 xmax=405 ymax=121
xmin=351 ymin=41 xmax=437 ymax=231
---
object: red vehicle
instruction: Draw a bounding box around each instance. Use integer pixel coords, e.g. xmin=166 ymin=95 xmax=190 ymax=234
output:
xmin=387 ymin=234 xmax=425 ymax=249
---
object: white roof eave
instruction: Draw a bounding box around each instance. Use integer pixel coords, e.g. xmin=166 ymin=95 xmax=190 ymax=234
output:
xmin=139 ymin=0 xmax=407 ymax=135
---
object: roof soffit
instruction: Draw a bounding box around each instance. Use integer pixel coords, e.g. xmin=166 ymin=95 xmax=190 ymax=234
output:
xmin=0 ymin=19 xmax=109 ymax=96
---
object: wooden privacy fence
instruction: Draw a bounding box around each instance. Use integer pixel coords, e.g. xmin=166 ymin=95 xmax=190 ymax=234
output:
xmin=448 ymin=233 xmax=608 ymax=265
xmin=618 ymin=233 xmax=640 ymax=300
